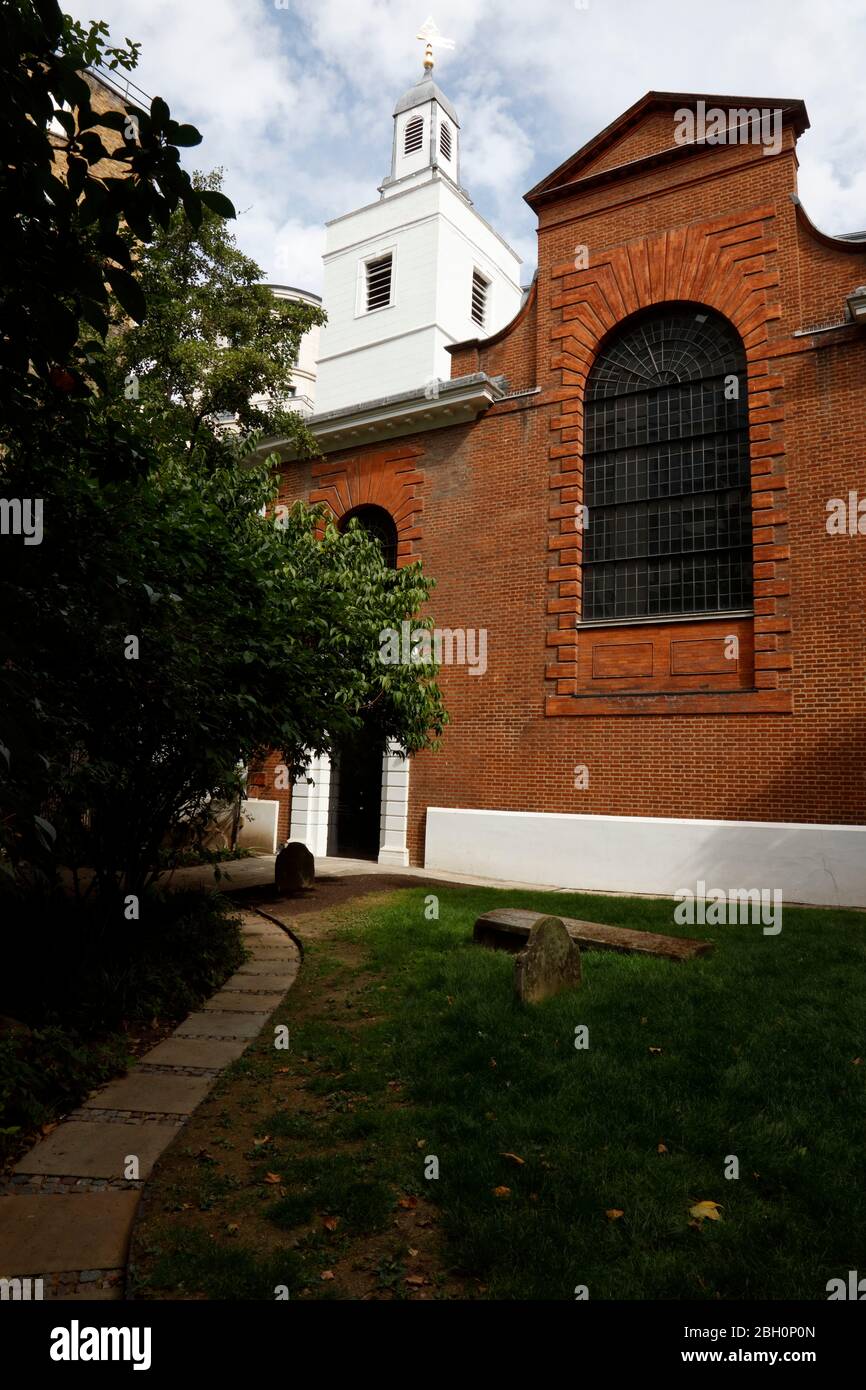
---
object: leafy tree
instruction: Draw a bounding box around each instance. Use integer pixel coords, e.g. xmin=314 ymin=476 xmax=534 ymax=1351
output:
xmin=105 ymin=169 xmax=326 ymax=464
xmin=0 ymin=0 xmax=232 ymax=437
xmin=0 ymin=2 xmax=446 ymax=913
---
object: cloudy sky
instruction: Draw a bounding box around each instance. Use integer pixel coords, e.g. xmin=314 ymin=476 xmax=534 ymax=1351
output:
xmin=68 ymin=0 xmax=866 ymax=293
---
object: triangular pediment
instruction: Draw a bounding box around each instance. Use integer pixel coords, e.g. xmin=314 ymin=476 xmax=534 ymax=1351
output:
xmin=525 ymin=91 xmax=809 ymax=208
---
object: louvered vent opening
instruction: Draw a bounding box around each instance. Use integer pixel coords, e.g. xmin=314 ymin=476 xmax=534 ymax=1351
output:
xmin=366 ymin=253 xmax=393 ymax=311
xmin=471 ymin=270 xmax=489 ymax=328
xmin=439 ymin=120 xmax=452 ymax=161
xmin=404 ymin=114 xmax=424 ymax=154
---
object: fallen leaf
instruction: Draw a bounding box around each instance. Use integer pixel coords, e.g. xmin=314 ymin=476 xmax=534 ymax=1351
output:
xmin=657 ymin=1142 xmax=668 ymax=1154
xmin=226 ymin=1222 xmax=240 ymax=1236
xmin=492 ymin=1185 xmax=511 ymax=1198
xmin=407 ymin=1246 xmax=419 ymax=1257
xmin=501 ymin=1152 xmax=525 ymax=1166
xmin=405 ymin=1274 xmax=425 ymax=1286
xmin=605 ymin=1208 xmax=624 ymax=1221
xmin=648 ymin=1046 xmax=663 ymax=1055
xmin=320 ymin=1270 xmax=335 ymax=1281
xmin=689 ymin=1200 xmax=723 ymax=1222
xmin=852 ymin=1057 xmax=863 ymax=1066
xmin=264 ymin=1172 xmax=282 ymax=1185
xmin=489 ymin=1058 xmax=497 ymax=1068
xmin=397 ymin=1195 xmax=418 ymax=1209
xmin=253 ymin=1136 xmax=271 ymax=1147
xmin=322 ymin=1215 xmax=339 ymax=1232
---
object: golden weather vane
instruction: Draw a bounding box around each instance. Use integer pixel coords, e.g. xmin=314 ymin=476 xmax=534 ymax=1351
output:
xmin=415 ymin=16 xmax=455 ymax=73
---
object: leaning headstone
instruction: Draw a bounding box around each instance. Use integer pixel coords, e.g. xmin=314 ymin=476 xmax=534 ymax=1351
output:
xmin=514 ymin=916 xmax=581 ymax=1004
xmin=274 ymin=841 xmax=315 ymax=896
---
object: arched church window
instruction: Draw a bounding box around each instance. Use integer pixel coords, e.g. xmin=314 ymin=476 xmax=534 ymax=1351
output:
xmin=404 ymin=114 xmax=424 ymax=154
xmin=582 ymin=306 xmax=752 ymax=622
xmin=340 ymin=505 xmax=398 ymax=569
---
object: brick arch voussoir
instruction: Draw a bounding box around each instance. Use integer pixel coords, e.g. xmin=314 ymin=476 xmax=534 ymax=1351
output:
xmin=309 ymin=447 xmax=425 ymax=565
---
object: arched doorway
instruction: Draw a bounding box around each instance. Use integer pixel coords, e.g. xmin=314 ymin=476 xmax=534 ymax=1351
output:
xmin=328 ymin=505 xmax=398 ymax=860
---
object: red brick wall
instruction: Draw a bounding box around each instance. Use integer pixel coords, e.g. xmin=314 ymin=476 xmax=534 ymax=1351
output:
xmin=275 ymin=103 xmax=866 ymax=864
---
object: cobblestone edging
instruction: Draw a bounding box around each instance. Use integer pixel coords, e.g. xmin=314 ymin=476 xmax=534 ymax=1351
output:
xmin=0 ymin=908 xmax=301 ymax=1301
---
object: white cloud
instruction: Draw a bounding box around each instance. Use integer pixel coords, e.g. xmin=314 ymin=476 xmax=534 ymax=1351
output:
xmin=66 ymin=0 xmax=866 ymax=286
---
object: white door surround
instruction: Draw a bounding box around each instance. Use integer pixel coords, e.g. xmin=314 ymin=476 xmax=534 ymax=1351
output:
xmin=289 ymin=742 xmax=410 ymax=867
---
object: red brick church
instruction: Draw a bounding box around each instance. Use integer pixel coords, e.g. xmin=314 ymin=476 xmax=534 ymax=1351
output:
xmin=249 ymin=74 xmax=866 ymax=908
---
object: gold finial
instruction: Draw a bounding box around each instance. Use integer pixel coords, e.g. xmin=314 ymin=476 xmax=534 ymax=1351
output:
xmin=415 ymin=16 xmax=455 ymax=75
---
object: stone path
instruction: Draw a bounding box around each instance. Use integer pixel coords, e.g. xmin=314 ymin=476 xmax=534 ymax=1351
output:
xmin=0 ymin=909 xmax=300 ymax=1300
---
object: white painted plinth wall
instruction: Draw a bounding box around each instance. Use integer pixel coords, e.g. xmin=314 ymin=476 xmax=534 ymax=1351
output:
xmin=238 ymin=798 xmax=280 ymax=853
xmin=424 ymin=808 xmax=866 ymax=909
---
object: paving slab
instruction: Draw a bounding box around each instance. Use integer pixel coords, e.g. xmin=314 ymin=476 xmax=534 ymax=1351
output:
xmin=13 ymin=1121 xmax=179 ymax=1179
xmin=0 ymin=1193 xmax=140 ymax=1275
xmin=46 ymin=1288 xmax=123 ymax=1301
xmin=83 ymin=1072 xmax=214 ymax=1115
xmin=175 ymin=1010 xmax=265 ymax=1039
xmin=142 ymin=1036 xmax=249 ymax=1068
xmin=224 ymin=971 xmax=296 ymax=991
xmin=236 ymin=958 xmax=299 ymax=975
xmin=202 ymin=991 xmax=284 ymax=1013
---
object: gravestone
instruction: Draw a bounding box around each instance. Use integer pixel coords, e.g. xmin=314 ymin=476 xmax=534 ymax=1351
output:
xmin=514 ymin=915 xmax=581 ymax=1004
xmin=274 ymin=841 xmax=315 ymax=896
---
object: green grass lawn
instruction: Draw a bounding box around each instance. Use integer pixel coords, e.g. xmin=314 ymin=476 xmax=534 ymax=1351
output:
xmin=133 ymin=884 xmax=866 ymax=1301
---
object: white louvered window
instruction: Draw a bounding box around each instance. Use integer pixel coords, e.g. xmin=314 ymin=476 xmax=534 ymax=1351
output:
xmin=366 ymin=253 xmax=393 ymax=311
xmin=404 ymin=114 xmax=424 ymax=154
xmin=439 ymin=120 xmax=452 ymax=161
xmin=471 ymin=270 xmax=489 ymax=328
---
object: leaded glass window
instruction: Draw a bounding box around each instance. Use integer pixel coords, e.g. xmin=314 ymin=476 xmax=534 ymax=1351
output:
xmin=582 ymin=307 xmax=753 ymax=622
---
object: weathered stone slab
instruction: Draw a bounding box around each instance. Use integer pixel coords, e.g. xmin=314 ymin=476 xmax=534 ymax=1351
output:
xmin=142 ymin=1036 xmax=248 ymax=1068
xmin=175 ymin=1010 xmax=264 ymax=1039
xmin=475 ymin=907 xmax=713 ymax=961
xmin=275 ymin=840 xmax=315 ymax=895
xmin=0 ymin=1193 xmax=140 ymax=1275
xmin=202 ymin=991 xmax=284 ymax=1013
xmin=12 ymin=1121 xmax=178 ymax=1179
xmin=83 ymin=1072 xmax=214 ymax=1115
xmin=46 ymin=1287 xmax=124 ymax=1300
xmin=514 ymin=916 xmax=581 ymax=1004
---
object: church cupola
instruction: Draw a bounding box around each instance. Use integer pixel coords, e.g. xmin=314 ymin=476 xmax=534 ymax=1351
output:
xmin=383 ymin=71 xmax=461 ymax=194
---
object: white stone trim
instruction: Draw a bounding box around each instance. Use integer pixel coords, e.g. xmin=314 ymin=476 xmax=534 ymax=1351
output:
xmin=378 ymin=741 xmax=410 ymax=866
xmin=424 ymin=808 xmax=866 ymax=909
xmin=289 ymin=754 xmax=333 ymax=858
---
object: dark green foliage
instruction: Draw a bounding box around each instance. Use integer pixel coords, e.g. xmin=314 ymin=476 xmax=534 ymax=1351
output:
xmin=0 ymin=888 xmax=244 ymax=1164
xmin=0 ymin=3 xmax=446 ymax=909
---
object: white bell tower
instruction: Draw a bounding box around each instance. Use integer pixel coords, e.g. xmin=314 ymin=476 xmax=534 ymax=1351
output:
xmin=314 ymin=19 xmax=523 ymax=416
